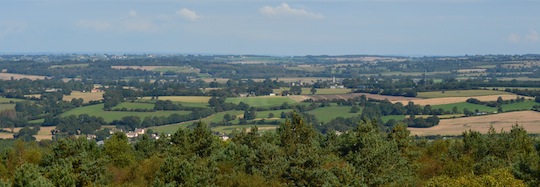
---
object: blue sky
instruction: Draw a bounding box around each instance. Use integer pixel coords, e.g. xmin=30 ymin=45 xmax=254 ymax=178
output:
xmin=0 ymin=0 xmax=539 ymax=56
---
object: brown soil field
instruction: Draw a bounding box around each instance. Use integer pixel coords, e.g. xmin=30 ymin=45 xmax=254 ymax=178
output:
xmin=0 ymin=73 xmax=49 ymax=80
xmin=409 ymin=111 xmax=540 ymax=136
xmin=0 ymin=126 xmax=55 ymax=141
xmin=63 ymin=91 xmax=103 ymax=103
xmin=392 ymin=95 xmax=527 ymax=105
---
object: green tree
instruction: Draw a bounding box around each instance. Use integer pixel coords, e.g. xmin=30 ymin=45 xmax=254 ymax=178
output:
xmin=104 ymin=132 xmax=135 ymax=167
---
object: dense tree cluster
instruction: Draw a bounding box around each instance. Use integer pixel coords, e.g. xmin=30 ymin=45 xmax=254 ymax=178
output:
xmin=0 ymin=114 xmax=538 ymax=186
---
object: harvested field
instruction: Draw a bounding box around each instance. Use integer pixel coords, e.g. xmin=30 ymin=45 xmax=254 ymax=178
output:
xmin=409 ymin=111 xmax=540 ymax=136
xmin=0 ymin=126 xmax=55 ymax=141
xmin=63 ymin=91 xmax=103 ymax=103
xmin=393 ymin=94 xmax=526 ymax=105
xmin=0 ymin=73 xmax=48 ymax=80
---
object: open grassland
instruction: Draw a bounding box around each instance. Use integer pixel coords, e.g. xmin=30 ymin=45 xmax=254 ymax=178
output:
xmin=432 ymin=102 xmax=496 ymax=113
xmin=285 ymin=65 xmax=325 ymax=72
xmin=409 ymin=111 xmax=540 ymax=136
xmin=112 ymin=102 xmax=155 ymax=110
xmin=417 ymin=90 xmax=510 ymax=98
xmin=149 ymin=110 xmax=246 ymax=134
xmin=0 ymin=97 xmax=24 ymax=103
xmin=226 ymin=96 xmax=297 ymax=108
xmin=501 ymin=100 xmax=538 ymax=111
xmin=212 ymin=125 xmax=278 ymax=134
xmin=485 ymin=87 xmax=540 ymax=91
xmin=273 ymin=88 xmax=351 ymax=95
xmin=0 ymin=104 xmax=15 ymax=111
xmin=308 ymin=105 xmax=361 ymax=123
xmin=141 ymin=96 xmax=211 ymax=103
xmin=63 ymin=91 xmax=103 ymax=103
xmin=62 ymin=104 xmax=190 ymax=122
xmin=149 ymin=123 xmax=192 ymax=134
xmin=393 ymin=94 xmax=524 ymax=106
xmin=0 ymin=126 xmax=55 ymax=141
xmin=256 ymin=109 xmax=293 ymax=119
xmin=0 ymin=73 xmax=48 ymax=80
xmin=50 ymin=63 xmax=89 ymax=68
xmin=111 ymin=66 xmax=200 ymax=73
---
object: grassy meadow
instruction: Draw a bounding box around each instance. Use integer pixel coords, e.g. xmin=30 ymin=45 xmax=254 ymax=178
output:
xmin=308 ymin=105 xmax=361 ymax=123
xmin=112 ymin=102 xmax=155 ymax=110
xmin=273 ymin=88 xmax=351 ymax=95
xmin=0 ymin=97 xmax=25 ymax=103
xmin=500 ymin=100 xmax=538 ymax=111
xmin=212 ymin=125 xmax=278 ymax=134
xmin=226 ymin=96 xmax=297 ymax=108
xmin=0 ymin=104 xmax=15 ymax=111
xmin=62 ymin=104 xmax=191 ymax=122
xmin=141 ymin=96 xmax=211 ymax=103
xmin=431 ymin=102 xmax=496 ymax=113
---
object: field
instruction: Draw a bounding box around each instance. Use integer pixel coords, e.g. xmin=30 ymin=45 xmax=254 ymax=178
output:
xmin=0 ymin=126 xmax=55 ymax=141
xmin=500 ymin=100 xmax=538 ymax=111
xmin=256 ymin=109 xmax=293 ymax=119
xmin=63 ymin=91 xmax=103 ymax=103
xmin=226 ymin=96 xmax=297 ymax=108
xmin=416 ymin=90 xmax=510 ymax=98
xmin=0 ymin=73 xmax=48 ymax=80
xmin=149 ymin=123 xmax=192 ymax=134
xmin=285 ymin=65 xmax=325 ymax=72
xmin=394 ymin=94 xmax=524 ymax=106
xmin=431 ymin=102 xmax=496 ymax=113
xmin=141 ymin=96 xmax=211 ymax=103
xmin=112 ymin=102 xmax=155 ymax=110
xmin=273 ymin=88 xmax=351 ymax=95
xmin=61 ymin=104 xmax=190 ymax=122
xmin=0 ymin=104 xmax=15 ymax=111
xmin=308 ymin=105 xmax=360 ymax=123
xmin=212 ymin=125 xmax=278 ymax=134
xmin=305 ymin=93 xmax=420 ymax=102
xmin=0 ymin=97 xmax=24 ymax=103
xmin=409 ymin=111 xmax=540 ymax=136
xmin=50 ymin=64 xmax=89 ymax=68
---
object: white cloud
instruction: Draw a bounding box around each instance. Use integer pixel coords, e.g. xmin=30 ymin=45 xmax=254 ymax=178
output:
xmin=507 ymin=33 xmax=521 ymax=43
xmin=129 ymin=10 xmax=137 ymax=17
xmin=525 ymin=29 xmax=539 ymax=42
xmin=507 ymin=30 xmax=539 ymax=43
xmin=176 ymin=8 xmax=199 ymax=22
xmin=260 ymin=3 xmax=324 ymax=19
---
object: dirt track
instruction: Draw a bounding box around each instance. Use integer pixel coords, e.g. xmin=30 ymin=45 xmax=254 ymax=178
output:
xmin=409 ymin=111 xmax=540 ymax=136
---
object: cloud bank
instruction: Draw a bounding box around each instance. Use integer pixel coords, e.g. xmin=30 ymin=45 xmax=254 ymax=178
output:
xmin=176 ymin=8 xmax=199 ymax=22
xmin=508 ymin=30 xmax=539 ymax=43
xmin=260 ymin=3 xmax=324 ymax=19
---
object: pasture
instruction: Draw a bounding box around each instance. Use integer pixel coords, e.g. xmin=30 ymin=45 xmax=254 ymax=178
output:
xmin=431 ymin=102 xmax=496 ymax=113
xmin=273 ymin=88 xmax=352 ymax=95
xmin=149 ymin=123 xmax=192 ymax=134
xmin=141 ymin=96 xmax=211 ymax=103
xmin=408 ymin=111 xmax=540 ymax=136
xmin=50 ymin=63 xmax=89 ymax=68
xmin=112 ymin=102 xmax=155 ymax=110
xmin=0 ymin=97 xmax=24 ymax=103
xmin=63 ymin=91 xmax=103 ymax=103
xmin=256 ymin=109 xmax=293 ymax=119
xmin=394 ymin=94 xmax=523 ymax=106
xmin=416 ymin=90 xmax=510 ymax=98
xmin=308 ymin=105 xmax=360 ymax=123
xmin=500 ymin=100 xmax=538 ymax=111
xmin=0 ymin=126 xmax=55 ymax=141
xmin=212 ymin=125 xmax=278 ymax=134
xmin=226 ymin=96 xmax=297 ymax=108
xmin=61 ymin=104 xmax=190 ymax=122
xmin=0 ymin=104 xmax=15 ymax=111
xmin=0 ymin=73 xmax=48 ymax=80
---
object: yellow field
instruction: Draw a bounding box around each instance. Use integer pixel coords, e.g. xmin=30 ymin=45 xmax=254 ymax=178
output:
xmin=0 ymin=126 xmax=55 ymax=141
xmin=141 ymin=96 xmax=211 ymax=103
xmin=0 ymin=73 xmax=49 ymax=80
xmin=409 ymin=111 xmax=540 ymax=136
xmin=393 ymin=95 xmax=525 ymax=106
xmin=63 ymin=91 xmax=103 ymax=103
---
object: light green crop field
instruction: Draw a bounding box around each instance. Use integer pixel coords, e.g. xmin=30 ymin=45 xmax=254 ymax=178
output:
xmin=273 ymin=88 xmax=351 ymax=95
xmin=0 ymin=97 xmax=24 ymax=103
xmin=501 ymin=100 xmax=538 ymax=111
xmin=62 ymin=104 xmax=191 ymax=122
xmin=50 ymin=63 xmax=89 ymax=68
xmin=285 ymin=66 xmax=325 ymax=72
xmin=381 ymin=115 xmax=406 ymax=122
xmin=308 ymin=105 xmax=361 ymax=123
xmin=112 ymin=102 xmax=155 ymax=110
xmin=212 ymin=125 xmax=278 ymax=134
xmin=431 ymin=102 xmax=496 ymax=113
xmin=0 ymin=104 xmax=15 ymax=111
xmin=152 ymin=66 xmax=200 ymax=73
xmin=256 ymin=109 xmax=293 ymax=119
xmin=226 ymin=96 xmax=297 ymax=108
xmin=149 ymin=123 xmax=192 ymax=134
xmin=417 ymin=90 xmax=510 ymax=98
xmin=204 ymin=110 xmax=245 ymax=124
xmin=141 ymin=96 xmax=211 ymax=103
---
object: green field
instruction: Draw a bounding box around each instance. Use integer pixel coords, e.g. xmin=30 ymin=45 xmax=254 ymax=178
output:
xmin=308 ymin=105 xmax=361 ymax=123
xmin=431 ymin=102 xmax=496 ymax=113
xmin=152 ymin=66 xmax=200 ymax=73
xmin=256 ymin=109 xmax=293 ymax=119
xmin=149 ymin=123 xmax=192 ymax=134
xmin=0 ymin=97 xmax=24 ymax=103
xmin=141 ymin=96 xmax=211 ymax=103
xmin=226 ymin=96 xmax=297 ymax=108
xmin=285 ymin=66 xmax=325 ymax=72
xmin=112 ymin=102 xmax=155 ymax=110
xmin=212 ymin=125 xmax=278 ymax=134
xmin=50 ymin=63 xmax=89 ymax=68
xmin=62 ymin=104 xmax=191 ymax=122
xmin=500 ymin=100 xmax=538 ymax=111
xmin=0 ymin=104 xmax=15 ymax=111
xmin=417 ymin=90 xmax=510 ymax=98
xmin=273 ymin=88 xmax=351 ymax=95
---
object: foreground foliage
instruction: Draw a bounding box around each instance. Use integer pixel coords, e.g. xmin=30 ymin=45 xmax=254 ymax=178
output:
xmin=0 ymin=114 xmax=538 ymax=186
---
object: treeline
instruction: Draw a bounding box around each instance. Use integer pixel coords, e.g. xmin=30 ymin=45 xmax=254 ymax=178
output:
xmin=0 ymin=114 xmax=538 ymax=186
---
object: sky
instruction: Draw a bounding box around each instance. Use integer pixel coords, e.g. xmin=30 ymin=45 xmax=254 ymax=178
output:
xmin=0 ymin=0 xmax=539 ymax=56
